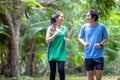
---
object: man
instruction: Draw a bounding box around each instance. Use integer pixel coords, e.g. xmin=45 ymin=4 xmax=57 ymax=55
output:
xmin=78 ymin=10 xmax=108 ymax=80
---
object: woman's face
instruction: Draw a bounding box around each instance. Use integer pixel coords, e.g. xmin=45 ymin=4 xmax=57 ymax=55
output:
xmin=56 ymin=13 xmax=64 ymax=23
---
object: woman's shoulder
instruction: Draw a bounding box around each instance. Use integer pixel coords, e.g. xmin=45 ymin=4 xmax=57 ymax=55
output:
xmin=62 ymin=25 xmax=67 ymax=29
xmin=62 ymin=25 xmax=66 ymax=27
xmin=48 ymin=25 xmax=54 ymax=31
xmin=48 ymin=25 xmax=53 ymax=29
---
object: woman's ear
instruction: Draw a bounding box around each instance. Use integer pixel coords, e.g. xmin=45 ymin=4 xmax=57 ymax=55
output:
xmin=55 ymin=17 xmax=58 ymax=21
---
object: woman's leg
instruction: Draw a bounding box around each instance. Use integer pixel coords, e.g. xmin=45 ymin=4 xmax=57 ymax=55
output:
xmin=49 ymin=61 xmax=56 ymax=80
xmin=57 ymin=61 xmax=65 ymax=80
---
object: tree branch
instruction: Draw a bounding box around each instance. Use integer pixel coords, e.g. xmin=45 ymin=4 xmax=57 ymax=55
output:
xmin=0 ymin=4 xmax=13 ymax=28
xmin=40 ymin=0 xmax=58 ymax=8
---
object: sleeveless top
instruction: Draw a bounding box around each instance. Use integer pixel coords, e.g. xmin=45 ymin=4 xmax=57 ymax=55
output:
xmin=48 ymin=26 xmax=67 ymax=61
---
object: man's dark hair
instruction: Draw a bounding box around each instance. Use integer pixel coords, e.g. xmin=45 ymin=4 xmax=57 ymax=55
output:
xmin=88 ymin=10 xmax=99 ymax=21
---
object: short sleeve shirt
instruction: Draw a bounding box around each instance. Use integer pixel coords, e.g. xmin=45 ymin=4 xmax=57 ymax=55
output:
xmin=78 ymin=23 xmax=108 ymax=59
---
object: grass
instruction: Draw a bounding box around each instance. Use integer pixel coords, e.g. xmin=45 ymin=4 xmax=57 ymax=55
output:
xmin=38 ymin=75 xmax=118 ymax=80
xmin=0 ymin=75 xmax=118 ymax=80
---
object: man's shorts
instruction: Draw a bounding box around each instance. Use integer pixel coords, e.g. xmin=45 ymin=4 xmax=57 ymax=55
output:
xmin=85 ymin=57 xmax=104 ymax=71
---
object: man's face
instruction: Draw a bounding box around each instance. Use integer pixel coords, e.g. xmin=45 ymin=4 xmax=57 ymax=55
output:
xmin=86 ymin=12 xmax=95 ymax=23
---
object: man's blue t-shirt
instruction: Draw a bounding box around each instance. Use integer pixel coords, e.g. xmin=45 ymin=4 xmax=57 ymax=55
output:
xmin=79 ymin=23 xmax=108 ymax=59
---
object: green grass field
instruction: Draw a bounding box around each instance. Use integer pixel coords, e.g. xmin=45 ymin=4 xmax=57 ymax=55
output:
xmin=38 ymin=75 xmax=118 ymax=80
xmin=0 ymin=75 xmax=118 ymax=80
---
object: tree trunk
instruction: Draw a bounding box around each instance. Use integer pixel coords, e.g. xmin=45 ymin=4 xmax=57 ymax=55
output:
xmin=4 ymin=25 xmax=20 ymax=77
xmin=25 ymin=39 xmax=36 ymax=76
xmin=25 ymin=53 xmax=36 ymax=76
xmin=0 ymin=0 xmax=24 ymax=77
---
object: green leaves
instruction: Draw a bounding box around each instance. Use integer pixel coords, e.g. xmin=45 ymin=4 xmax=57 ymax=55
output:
xmin=87 ymin=0 xmax=116 ymax=17
xmin=21 ymin=0 xmax=44 ymax=8
xmin=73 ymin=53 xmax=84 ymax=66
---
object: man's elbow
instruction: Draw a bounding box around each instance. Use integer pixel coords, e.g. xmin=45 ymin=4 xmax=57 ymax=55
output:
xmin=78 ymin=37 xmax=81 ymax=41
xmin=106 ymin=37 xmax=108 ymax=41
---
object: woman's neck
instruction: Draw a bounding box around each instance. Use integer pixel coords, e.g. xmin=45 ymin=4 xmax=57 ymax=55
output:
xmin=55 ymin=23 xmax=61 ymax=28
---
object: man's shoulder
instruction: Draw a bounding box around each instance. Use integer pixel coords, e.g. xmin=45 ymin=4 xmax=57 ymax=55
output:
xmin=82 ymin=23 xmax=89 ymax=28
xmin=83 ymin=23 xmax=89 ymax=26
xmin=97 ymin=22 xmax=105 ymax=27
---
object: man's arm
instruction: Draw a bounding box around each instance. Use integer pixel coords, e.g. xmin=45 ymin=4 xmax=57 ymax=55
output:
xmin=100 ymin=38 xmax=108 ymax=45
xmin=95 ymin=38 xmax=108 ymax=48
xmin=78 ymin=37 xmax=89 ymax=47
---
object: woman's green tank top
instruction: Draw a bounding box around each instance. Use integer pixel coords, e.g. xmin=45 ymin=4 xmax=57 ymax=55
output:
xmin=48 ymin=26 xmax=67 ymax=61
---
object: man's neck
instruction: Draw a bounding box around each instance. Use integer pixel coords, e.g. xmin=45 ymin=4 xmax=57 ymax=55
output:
xmin=90 ymin=21 xmax=97 ymax=26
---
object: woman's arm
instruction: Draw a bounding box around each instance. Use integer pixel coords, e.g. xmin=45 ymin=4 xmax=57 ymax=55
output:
xmin=64 ymin=30 xmax=69 ymax=42
xmin=46 ymin=26 xmax=60 ymax=44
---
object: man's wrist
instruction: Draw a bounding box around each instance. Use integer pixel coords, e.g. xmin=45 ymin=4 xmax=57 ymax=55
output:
xmin=100 ymin=43 xmax=103 ymax=46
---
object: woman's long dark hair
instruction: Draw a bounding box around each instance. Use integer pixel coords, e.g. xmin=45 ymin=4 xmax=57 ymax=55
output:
xmin=50 ymin=11 xmax=63 ymax=32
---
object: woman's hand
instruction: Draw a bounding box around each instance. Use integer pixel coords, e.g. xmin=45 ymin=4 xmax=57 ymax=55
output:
xmin=54 ymin=29 xmax=61 ymax=35
xmin=64 ymin=37 xmax=69 ymax=42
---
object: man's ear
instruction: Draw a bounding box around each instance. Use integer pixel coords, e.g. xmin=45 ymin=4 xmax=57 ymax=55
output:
xmin=93 ymin=16 xmax=96 ymax=21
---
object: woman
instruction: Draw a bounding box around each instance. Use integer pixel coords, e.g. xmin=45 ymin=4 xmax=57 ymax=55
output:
xmin=46 ymin=11 xmax=69 ymax=80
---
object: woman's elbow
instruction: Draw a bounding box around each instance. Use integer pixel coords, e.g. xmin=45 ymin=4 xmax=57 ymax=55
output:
xmin=46 ymin=39 xmax=51 ymax=44
xmin=45 ymin=39 xmax=48 ymax=44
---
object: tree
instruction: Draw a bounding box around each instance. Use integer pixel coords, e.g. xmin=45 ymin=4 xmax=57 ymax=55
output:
xmin=0 ymin=0 xmax=42 ymax=77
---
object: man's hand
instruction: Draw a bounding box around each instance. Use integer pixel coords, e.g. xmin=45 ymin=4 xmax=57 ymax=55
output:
xmin=95 ymin=43 xmax=101 ymax=48
xmin=84 ymin=42 xmax=89 ymax=47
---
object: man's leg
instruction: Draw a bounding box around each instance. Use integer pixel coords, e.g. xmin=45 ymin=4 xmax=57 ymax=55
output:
xmin=94 ymin=57 xmax=104 ymax=80
xmin=96 ymin=70 xmax=103 ymax=80
xmin=85 ymin=59 xmax=95 ymax=80
xmin=87 ymin=70 xmax=94 ymax=80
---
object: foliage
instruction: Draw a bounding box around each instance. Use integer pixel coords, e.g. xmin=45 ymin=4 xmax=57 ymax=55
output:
xmin=86 ymin=0 xmax=116 ymax=18
xmin=20 ymin=7 xmax=49 ymax=75
xmin=21 ymin=0 xmax=43 ymax=8
xmin=0 ymin=23 xmax=9 ymax=44
xmin=0 ymin=75 xmax=118 ymax=80
xmin=101 ymin=5 xmax=120 ymax=75
xmin=0 ymin=21 xmax=8 ymax=70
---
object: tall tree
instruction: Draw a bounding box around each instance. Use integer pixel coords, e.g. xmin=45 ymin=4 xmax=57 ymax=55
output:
xmin=0 ymin=0 xmax=42 ymax=77
xmin=0 ymin=0 xmax=24 ymax=77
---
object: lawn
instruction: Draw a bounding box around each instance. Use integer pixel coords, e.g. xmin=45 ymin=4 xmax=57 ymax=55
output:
xmin=38 ymin=75 xmax=118 ymax=80
xmin=1 ymin=75 xmax=118 ymax=80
